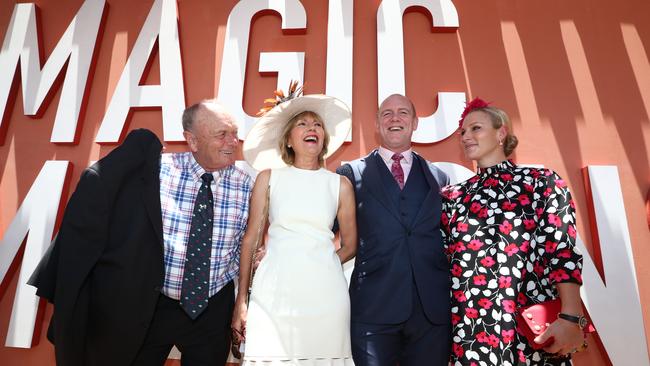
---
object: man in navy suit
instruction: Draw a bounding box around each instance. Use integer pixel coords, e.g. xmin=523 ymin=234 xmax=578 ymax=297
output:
xmin=336 ymin=94 xmax=451 ymax=366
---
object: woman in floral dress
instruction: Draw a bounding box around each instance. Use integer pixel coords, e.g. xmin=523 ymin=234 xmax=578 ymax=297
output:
xmin=441 ymin=98 xmax=587 ymax=365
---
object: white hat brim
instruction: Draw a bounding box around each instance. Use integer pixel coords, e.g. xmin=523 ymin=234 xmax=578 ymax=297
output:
xmin=243 ymin=94 xmax=351 ymax=171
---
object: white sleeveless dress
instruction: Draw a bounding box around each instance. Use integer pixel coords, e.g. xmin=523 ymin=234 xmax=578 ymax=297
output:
xmin=243 ymin=166 xmax=354 ymax=366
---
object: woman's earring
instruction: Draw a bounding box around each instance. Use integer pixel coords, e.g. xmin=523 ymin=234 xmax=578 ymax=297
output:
xmin=499 ymin=139 xmax=503 ymax=146
xmin=287 ymin=144 xmax=292 ymax=148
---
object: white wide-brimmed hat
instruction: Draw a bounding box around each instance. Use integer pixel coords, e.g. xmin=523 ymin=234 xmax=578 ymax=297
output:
xmin=243 ymin=94 xmax=351 ymax=171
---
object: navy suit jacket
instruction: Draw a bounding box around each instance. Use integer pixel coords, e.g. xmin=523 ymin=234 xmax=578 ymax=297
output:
xmin=337 ymin=150 xmax=451 ymax=325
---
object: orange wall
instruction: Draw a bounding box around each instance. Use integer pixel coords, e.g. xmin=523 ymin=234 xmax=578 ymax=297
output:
xmin=1 ymin=0 xmax=649 ymax=365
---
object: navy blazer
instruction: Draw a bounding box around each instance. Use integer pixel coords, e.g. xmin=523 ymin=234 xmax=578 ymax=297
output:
xmin=337 ymin=150 xmax=451 ymax=325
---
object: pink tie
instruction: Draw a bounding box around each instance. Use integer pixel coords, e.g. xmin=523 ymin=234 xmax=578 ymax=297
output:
xmin=391 ymin=153 xmax=404 ymax=189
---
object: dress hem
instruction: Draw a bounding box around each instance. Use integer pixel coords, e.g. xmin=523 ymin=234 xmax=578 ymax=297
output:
xmin=242 ymin=356 xmax=354 ymax=365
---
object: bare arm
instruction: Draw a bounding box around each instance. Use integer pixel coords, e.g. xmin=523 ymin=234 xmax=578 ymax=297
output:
xmin=336 ymin=175 xmax=357 ymax=263
xmin=231 ymin=170 xmax=271 ymax=340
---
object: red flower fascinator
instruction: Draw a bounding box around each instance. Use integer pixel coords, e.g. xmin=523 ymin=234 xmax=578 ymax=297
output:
xmin=459 ymin=97 xmax=490 ymax=127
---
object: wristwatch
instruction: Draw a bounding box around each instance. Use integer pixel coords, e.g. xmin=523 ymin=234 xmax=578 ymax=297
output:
xmin=558 ymin=312 xmax=588 ymax=330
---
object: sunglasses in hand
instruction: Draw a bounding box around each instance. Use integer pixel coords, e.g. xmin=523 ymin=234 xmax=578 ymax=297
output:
xmin=231 ymin=328 xmax=245 ymax=359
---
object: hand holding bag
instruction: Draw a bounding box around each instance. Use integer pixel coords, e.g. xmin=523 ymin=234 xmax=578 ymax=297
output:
xmin=516 ymin=298 xmax=595 ymax=350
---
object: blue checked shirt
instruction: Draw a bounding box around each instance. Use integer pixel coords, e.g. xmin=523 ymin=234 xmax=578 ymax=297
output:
xmin=159 ymin=152 xmax=252 ymax=300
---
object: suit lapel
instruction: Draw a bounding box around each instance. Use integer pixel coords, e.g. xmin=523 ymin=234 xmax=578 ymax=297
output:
xmin=364 ymin=151 xmax=403 ymax=225
xmin=411 ymin=153 xmax=441 ymax=227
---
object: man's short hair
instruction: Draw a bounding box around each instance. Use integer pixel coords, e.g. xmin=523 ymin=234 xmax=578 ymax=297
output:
xmin=182 ymin=103 xmax=201 ymax=131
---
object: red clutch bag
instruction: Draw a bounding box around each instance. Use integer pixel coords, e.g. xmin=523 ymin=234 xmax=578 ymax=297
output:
xmin=516 ymin=298 xmax=596 ymax=350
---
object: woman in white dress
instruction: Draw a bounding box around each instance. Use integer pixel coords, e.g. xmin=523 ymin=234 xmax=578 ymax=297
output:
xmin=231 ymin=89 xmax=357 ymax=366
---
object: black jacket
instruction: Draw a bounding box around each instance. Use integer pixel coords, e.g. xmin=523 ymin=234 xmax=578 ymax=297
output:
xmin=30 ymin=129 xmax=165 ymax=366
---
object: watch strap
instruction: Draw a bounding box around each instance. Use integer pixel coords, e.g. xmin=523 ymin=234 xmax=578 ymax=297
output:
xmin=558 ymin=312 xmax=588 ymax=329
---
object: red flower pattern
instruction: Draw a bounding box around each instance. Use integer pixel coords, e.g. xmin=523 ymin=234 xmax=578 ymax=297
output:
xmin=457 ymin=222 xmax=469 ymax=232
xmin=502 ymin=329 xmax=515 ymax=343
xmin=468 ymin=239 xmax=484 ymax=250
xmin=545 ymin=240 xmax=558 ymax=253
xmin=518 ymin=194 xmax=531 ymax=206
xmin=453 ymin=290 xmax=467 ymax=302
xmin=548 ymin=213 xmax=562 ymax=227
xmin=453 ymin=343 xmax=464 ymax=357
xmin=502 ymin=299 xmax=516 ymax=313
xmin=499 ymin=220 xmax=513 ymax=235
xmin=523 ymin=219 xmax=536 ymax=230
xmin=441 ymin=160 xmax=583 ymax=365
xmin=504 ymin=243 xmax=519 ymax=256
xmin=478 ymin=298 xmax=493 ymax=309
xmin=549 ymin=269 xmax=570 ymax=282
xmin=473 ymin=274 xmax=487 ymax=285
xmin=480 ymin=256 xmax=496 ymax=267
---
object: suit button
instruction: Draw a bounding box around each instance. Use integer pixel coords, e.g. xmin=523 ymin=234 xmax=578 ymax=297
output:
xmin=401 ymin=212 xmax=407 ymax=216
xmin=407 ymin=230 xmax=412 ymax=236
xmin=153 ymin=286 xmax=161 ymax=292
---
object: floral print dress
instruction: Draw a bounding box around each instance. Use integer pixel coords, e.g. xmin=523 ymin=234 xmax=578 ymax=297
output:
xmin=440 ymin=160 xmax=583 ymax=366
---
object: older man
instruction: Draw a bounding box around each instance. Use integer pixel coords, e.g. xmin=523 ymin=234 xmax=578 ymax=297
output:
xmin=32 ymin=100 xmax=253 ymax=366
xmin=337 ymin=94 xmax=451 ymax=366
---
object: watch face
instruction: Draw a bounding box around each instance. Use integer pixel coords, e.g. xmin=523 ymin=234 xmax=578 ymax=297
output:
xmin=578 ymin=317 xmax=588 ymax=329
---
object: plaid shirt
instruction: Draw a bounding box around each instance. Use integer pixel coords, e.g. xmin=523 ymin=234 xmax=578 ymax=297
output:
xmin=159 ymin=152 xmax=252 ymax=300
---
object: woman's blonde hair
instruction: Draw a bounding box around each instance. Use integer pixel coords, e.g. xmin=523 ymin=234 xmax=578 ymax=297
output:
xmin=278 ymin=111 xmax=330 ymax=166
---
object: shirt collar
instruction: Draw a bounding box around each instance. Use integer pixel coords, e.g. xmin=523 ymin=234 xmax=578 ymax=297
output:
xmin=378 ymin=146 xmax=413 ymax=165
xmin=476 ymin=159 xmax=517 ymax=176
xmin=185 ymin=152 xmax=234 ymax=182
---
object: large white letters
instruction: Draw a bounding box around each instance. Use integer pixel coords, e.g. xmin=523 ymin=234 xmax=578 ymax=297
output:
xmin=377 ymin=0 xmax=463 ymax=143
xmin=433 ymin=161 xmax=474 ymax=185
xmin=326 ymin=0 xmax=354 ymax=141
xmin=0 ymin=4 xmax=648 ymax=364
xmin=0 ymin=161 xmax=69 ymax=348
xmin=0 ymin=0 xmax=105 ymax=143
xmin=96 ymin=0 xmax=185 ymax=142
xmin=579 ymin=166 xmax=650 ymax=365
xmin=217 ymin=0 xmax=306 ymax=139
xmin=259 ymin=52 xmax=305 ymax=96
xmin=325 ymin=0 xmax=353 ymax=110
